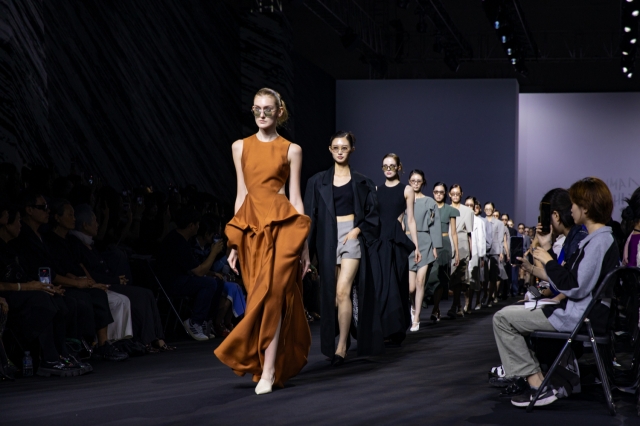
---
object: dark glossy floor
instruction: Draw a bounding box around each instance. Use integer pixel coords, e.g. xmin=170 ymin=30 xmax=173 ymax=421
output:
xmin=1 ymin=298 xmax=638 ymax=426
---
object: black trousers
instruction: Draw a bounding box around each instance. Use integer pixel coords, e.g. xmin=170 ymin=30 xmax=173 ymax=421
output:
xmin=1 ymin=291 xmax=68 ymax=362
xmin=109 ymin=283 xmax=164 ymax=344
xmin=64 ymin=288 xmax=114 ymax=339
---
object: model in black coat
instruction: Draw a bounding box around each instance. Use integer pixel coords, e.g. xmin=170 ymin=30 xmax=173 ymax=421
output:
xmin=305 ymin=155 xmax=384 ymax=360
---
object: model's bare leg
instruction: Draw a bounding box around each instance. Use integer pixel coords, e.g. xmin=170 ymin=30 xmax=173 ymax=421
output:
xmin=413 ymin=264 xmax=430 ymax=325
xmin=335 ymin=258 xmax=359 ymax=357
xmin=260 ymin=317 xmax=281 ymax=383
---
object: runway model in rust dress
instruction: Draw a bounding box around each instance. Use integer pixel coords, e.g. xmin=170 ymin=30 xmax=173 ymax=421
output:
xmin=214 ymin=115 xmax=311 ymax=391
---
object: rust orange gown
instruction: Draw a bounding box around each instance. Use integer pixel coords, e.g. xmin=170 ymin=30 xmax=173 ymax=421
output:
xmin=214 ymin=134 xmax=311 ymax=387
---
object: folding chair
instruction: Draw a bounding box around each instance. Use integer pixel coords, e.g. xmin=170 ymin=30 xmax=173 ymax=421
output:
xmin=134 ymin=257 xmax=191 ymax=336
xmin=526 ymin=266 xmax=640 ymax=415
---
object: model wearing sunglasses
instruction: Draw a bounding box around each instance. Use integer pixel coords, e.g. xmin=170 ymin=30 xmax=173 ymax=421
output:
xmin=425 ymin=182 xmax=459 ymax=323
xmin=375 ymin=153 xmax=420 ymax=344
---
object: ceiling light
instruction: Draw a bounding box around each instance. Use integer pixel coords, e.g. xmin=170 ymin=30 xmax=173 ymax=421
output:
xmin=507 ymin=48 xmax=512 ymax=55
xmin=628 ymin=72 xmax=633 ymax=78
xmin=511 ymin=58 xmax=517 ymax=64
xmin=494 ymin=21 xmax=500 ymax=29
xmin=623 ymin=51 xmax=629 ymax=55
xmin=623 ymin=67 xmax=629 ymax=72
xmin=633 ymin=10 xmax=640 ymax=16
xmin=625 ymin=27 xmax=632 ymax=32
xmin=632 ymin=38 xmax=637 ymax=44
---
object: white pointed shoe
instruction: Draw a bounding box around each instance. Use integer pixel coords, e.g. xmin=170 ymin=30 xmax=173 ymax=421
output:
xmin=410 ymin=306 xmax=416 ymax=324
xmin=255 ymin=376 xmax=275 ymax=395
xmin=410 ymin=322 xmax=420 ymax=332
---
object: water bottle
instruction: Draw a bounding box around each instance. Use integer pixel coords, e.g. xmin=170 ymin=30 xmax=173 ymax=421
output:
xmin=22 ymin=351 xmax=33 ymax=377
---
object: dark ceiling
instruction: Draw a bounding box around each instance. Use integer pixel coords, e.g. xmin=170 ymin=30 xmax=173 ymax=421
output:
xmin=256 ymin=0 xmax=640 ymax=92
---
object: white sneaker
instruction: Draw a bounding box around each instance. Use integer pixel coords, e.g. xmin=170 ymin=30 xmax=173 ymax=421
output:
xmin=183 ymin=319 xmax=209 ymax=341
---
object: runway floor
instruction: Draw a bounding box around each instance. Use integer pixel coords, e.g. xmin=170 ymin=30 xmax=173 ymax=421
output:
xmin=1 ymin=297 xmax=639 ymax=426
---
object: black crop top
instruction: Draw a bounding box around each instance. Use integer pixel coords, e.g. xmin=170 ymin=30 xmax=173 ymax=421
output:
xmin=333 ymin=181 xmax=354 ymax=216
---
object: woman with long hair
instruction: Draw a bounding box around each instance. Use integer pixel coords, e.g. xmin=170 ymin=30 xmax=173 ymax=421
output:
xmin=405 ymin=170 xmax=441 ymax=331
xmin=214 ymin=88 xmax=311 ymax=395
xmin=447 ymin=185 xmax=474 ymax=318
xmin=375 ymin=154 xmax=420 ymax=344
xmin=425 ymin=182 xmax=459 ymax=322
xmin=305 ymin=131 xmax=383 ymax=364
xmin=464 ymin=196 xmax=486 ymax=312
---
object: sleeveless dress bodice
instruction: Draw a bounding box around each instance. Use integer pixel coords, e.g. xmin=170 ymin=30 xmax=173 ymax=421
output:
xmin=377 ymin=184 xmax=407 ymax=240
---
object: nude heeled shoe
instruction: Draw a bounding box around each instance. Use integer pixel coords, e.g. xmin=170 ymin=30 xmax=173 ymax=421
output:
xmin=255 ymin=375 xmax=275 ymax=395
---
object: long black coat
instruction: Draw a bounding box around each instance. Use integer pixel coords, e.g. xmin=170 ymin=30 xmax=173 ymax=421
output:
xmin=304 ymin=166 xmax=384 ymax=358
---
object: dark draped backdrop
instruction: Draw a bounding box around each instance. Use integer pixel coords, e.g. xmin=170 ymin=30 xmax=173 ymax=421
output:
xmin=0 ymin=0 xmax=334 ymax=203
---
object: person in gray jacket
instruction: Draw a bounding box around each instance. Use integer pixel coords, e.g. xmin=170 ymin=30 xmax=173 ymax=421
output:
xmin=404 ymin=170 xmax=441 ymax=331
xmin=492 ymin=177 xmax=619 ymax=408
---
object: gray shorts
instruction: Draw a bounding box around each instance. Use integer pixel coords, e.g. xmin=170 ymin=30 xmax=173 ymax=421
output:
xmin=336 ymin=220 xmax=361 ymax=264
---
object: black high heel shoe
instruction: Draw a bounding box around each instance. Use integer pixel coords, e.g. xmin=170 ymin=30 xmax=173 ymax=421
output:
xmin=430 ymin=312 xmax=441 ymax=323
xmin=331 ymin=354 xmax=345 ymax=367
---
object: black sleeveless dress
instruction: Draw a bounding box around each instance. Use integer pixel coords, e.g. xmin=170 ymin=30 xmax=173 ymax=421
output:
xmin=374 ymin=184 xmax=416 ymax=343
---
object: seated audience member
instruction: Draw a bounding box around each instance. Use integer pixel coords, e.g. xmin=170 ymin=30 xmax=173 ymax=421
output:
xmin=11 ymin=193 xmax=127 ymax=361
xmin=69 ymin=204 xmax=175 ymax=352
xmin=490 ymin=188 xmax=589 ymax=388
xmin=492 ymin=177 xmax=619 ymax=408
xmin=190 ymin=215 xmax=245 ymax=337
xmin=622 ymin=187 xmax=640 ymax=267
xmin=44 ymin=200 xmax=133 ymax=345
xmin=0 ymin=203 xmax=88 ymax=376
xmin=156 ymin=209 xmax=220 ymax=341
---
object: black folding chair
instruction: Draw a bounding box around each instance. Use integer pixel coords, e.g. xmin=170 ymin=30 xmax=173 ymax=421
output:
xmin=526 ymin=266 xmax=640 ymax=415
xmin=131 ymin=256 xmax=191 ymax=336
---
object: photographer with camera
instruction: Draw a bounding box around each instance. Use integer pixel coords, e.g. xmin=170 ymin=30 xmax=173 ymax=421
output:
xmin=492 ymin=177 xmax=619 ymax=408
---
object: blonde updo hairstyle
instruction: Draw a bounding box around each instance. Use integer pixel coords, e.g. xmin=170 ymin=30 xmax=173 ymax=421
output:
xmin=255 ymin=87 xmax=289 ymax=127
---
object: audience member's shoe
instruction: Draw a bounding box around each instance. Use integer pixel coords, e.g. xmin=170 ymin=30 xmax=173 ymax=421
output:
xmin=487 ymin=301 xmax=493 ymax=308
xmin=410 ymin=322 xmax=420 ymax=332
xmin=430 ymin=312 xmax=440 ymax=323
xmin=488 ymin=364 xmax=506 ymax=379
xmin=474 ymin=304 xmax=481 ymax=311
xmin=490 ymin=376 xmax=515 ymax=387
xmin=511 ymin=386 xmax=558 ymax=407
xmin=493 ymin=297 xmax=499 ymax=304
xmin=305 ymin=310 xmax=314 ymax=323
xmin=255 ymin=375 xmax=275 ymax=395
xmin=310 ymin=312 xmax=321 ymax=321
xmin=457 ymin=308 xmax=465 ymax=317
xmin=446 ymin=309 xmax=457 ymax=319
xmin=499 ymin=377 xmax=529 ymax=398
xmin=93 ymin=342 xmax=129 ymax=362
xmin=36 ymin=360 xmax=83 ymax=377
xmin=61 ymin=355 xmax=93 ymax=374
xmin=331 ymin=354 xmax=345 ymax=366
xmin=0 ymin=362 xmax=15 ymax=381
xmin=183 ymin=318 xmax=209 ymax=341
xmin=214 ymin=324 xmax=231 ymax=338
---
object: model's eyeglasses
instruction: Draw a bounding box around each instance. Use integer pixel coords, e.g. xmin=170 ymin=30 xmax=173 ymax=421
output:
xmin=381 ymin=165 xmax=398 ymax=171
xmin=330 ymin=146 xmax=350 ymax=153
xmin=450 ymin=192 xmax=461 ymax=196
xmin=409 ymin=179 xmax=423 ymax=184
xmin=433 ymin=190 xmax=445 ymax=195
xmin=251 ymin=106 xmax=277 ymax=117
xmin=31 ymin=204 xmax=48 ymax=211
